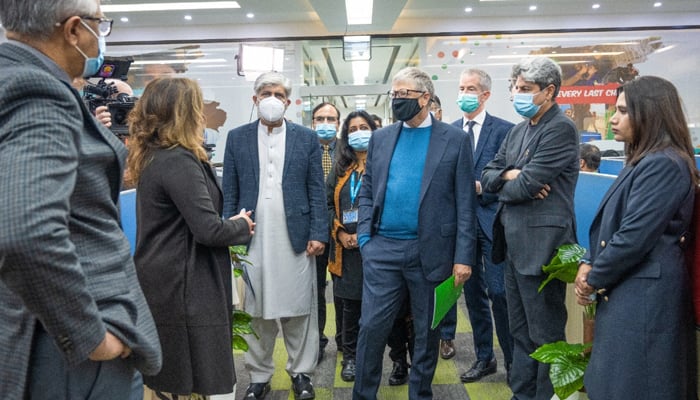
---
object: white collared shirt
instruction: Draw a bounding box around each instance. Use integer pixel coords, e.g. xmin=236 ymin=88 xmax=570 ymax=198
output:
xmin=463 ymin=109 xmax=487 ymax=149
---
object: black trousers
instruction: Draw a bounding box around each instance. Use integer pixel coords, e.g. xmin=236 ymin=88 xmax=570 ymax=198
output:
xmin=334 ymin=296 xmax=362 ymax=360
xmin=387 ymin=295 xmax=414 ymax=363
xmin=316 ymin=247 xmax=329 ymax=348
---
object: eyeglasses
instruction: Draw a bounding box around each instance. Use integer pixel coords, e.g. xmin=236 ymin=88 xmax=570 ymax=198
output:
xmin=314 ymin=116 xmax=338 ymax=123
xmin=56 ymin=15 xmax=113 ymax=37
xmin=387 ymin=89 xmax=425 ymax=99
xmin=81 ymin=16 xmax=113 ymax=37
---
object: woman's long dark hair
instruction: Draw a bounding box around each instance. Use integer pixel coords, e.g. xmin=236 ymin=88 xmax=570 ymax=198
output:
xmin=619 ymin=76 xmax=700 ymax=185
xmin=334 ymin=110 xmax=377 ymax=177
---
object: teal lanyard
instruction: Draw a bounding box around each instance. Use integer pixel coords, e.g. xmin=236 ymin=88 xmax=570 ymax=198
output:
xmin=349 ymin=171 xmax=362 ymax=206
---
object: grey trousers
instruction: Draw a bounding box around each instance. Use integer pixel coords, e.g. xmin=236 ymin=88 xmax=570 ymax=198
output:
xmin=244 ymin=312 xmax=319 ymax=383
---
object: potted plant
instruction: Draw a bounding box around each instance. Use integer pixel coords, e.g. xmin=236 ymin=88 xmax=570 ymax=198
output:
xmin=530 ymin=244 xmax=595 ymax=400
xmin=229 ymin=245 xmax=258 ymax=351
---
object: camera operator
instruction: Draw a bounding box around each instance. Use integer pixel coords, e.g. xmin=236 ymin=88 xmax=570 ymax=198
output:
xmin=93 ymin=79 xmax=134 ymax=128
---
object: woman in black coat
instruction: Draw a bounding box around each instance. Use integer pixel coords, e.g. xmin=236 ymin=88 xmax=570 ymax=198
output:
xmin=575 ymin=76 xmax=699 ymax=399
xmin=127 ymin=77 xmax=254 ymax=397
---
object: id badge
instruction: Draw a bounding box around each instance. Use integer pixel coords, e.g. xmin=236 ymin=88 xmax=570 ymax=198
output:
xmin=342 ymin=208 xmax=358 ymax=224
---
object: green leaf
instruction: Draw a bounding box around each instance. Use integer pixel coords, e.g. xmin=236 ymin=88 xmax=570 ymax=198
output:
xmin=233 ymin=310 xmax=252 ymax=324
xmin=530 ymin=341 xmax=591 ymax=399
xmin=550 ymin=361 xmax=587 ymax=399
xmin=534 ymin=244 xmax=592 ymax=397
xmin=232 ymin=335 xmax=249 ymax=352
xmin=530 ymin=341 xmax=587 ymax=363
xmin=229 ymin=253 xmax=258 ymax=351
xmin=538 ymin=244 xmax=587 ymax=292
xmin=231 ymin=310 xmax=257 ymax=350
xmin=229 ymin=245 xmax=248 ymax=256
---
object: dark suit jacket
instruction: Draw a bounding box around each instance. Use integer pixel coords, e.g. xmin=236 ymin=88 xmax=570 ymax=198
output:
xmin=0 ymin=42 xmax=161 ymax=397
xmin=134 ymin=147 xmax=250 ymax=394
xmin=357 ymin=117 xmax=477 ymax=282
xmin=583 ymin=149 xmax=695 ymax=399
xmin=222 ymin=120 xmax=328 ymax=253
xmin=482 ymin=104 xmax=578 ymax=275
xmin=451 ymin=113 xmax=514 ymax=240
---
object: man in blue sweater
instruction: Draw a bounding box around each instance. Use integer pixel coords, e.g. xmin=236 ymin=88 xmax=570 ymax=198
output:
xmin=352 ymin=67 xmax=477 ymax=400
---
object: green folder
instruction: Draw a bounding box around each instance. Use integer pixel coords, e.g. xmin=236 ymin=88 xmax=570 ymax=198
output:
xmin=431 ymin=275 xmax=465 ymax=329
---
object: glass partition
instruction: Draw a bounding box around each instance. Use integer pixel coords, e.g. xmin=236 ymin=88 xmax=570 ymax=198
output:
xmin=103 ymin=28 xmax=700 ymax=162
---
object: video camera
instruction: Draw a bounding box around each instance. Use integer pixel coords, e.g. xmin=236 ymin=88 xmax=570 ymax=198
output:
xmin=82 ymin=56 xmax=136 ymax=140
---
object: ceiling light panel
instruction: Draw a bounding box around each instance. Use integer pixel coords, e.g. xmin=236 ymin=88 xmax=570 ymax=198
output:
xmin=101 ymin=2 xmax=241 ymax=13
xmin=345 ymin=0 xmax=373 ymax=25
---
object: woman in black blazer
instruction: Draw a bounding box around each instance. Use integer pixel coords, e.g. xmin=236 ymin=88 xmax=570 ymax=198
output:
xmin=127 ymin=77 xmax=254 ymax=398
xmin=575 ymin=76 xmax=699 ymax=399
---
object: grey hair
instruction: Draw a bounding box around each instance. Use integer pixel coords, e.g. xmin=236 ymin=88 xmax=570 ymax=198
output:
xmin=253 ymin=72 xmax=292 ymax=97
xmin=461 ymin=68 xmax=492 ymax=92
xmin=0 ymin=0 xmax=98 ymax=39
xmin=511 ymin=56 xmax=562 ymax=98
xmin=392 ymin=67 xmax=434 ymax=98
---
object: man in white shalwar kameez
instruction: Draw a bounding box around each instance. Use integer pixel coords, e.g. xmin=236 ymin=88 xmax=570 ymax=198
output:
xmin=222 ymin=72 xmax=328 ymax=400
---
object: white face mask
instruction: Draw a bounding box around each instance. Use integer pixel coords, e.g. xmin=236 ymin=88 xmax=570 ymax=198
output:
xmin=257 ymin=96 xmax=286 ymax=123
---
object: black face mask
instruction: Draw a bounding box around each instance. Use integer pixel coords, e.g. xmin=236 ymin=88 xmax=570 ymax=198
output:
xmin=392 ymin=98 xmax=423 ymax=122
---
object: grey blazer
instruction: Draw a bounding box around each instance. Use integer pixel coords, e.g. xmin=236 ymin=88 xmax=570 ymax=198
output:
xmin=222 ymin=120 xmax=328 ymax=253
xmin=482 ymin=104 xmax=579 ymax=275
xmin=0 ymin=42 xmax=161 ymax=397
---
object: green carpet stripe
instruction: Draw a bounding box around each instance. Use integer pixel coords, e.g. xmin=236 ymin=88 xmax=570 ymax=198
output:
xmin=309 ymin=387 xmax=333 ymax=400
xmin=464 ymin=382 xmax=512 ymax=400
xmin=377 ymin=385 xmax=409 ymax=398
xmin=432 ymin=358 xmax=461 ymax=384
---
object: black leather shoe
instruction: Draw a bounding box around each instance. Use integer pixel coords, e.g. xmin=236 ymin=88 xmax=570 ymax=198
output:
xmin=245 ymin=382 xmax=271 ymax=399
xmin=440 ymin=339 xmax=456 ymax=359
xmin=291 ymin=373 xmax=315 ymax=400
xmin=341 ymin=359 xmax=356 ymax=382
xmin=388 ymin=360 xmax=409 ymax=386
xmin=460 ymin=357 xmax=497 ymax=383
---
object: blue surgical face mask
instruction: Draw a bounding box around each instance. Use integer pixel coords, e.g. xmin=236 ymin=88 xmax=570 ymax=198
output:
xmin=512 ymin=91 xmax=542 ymax=119
xmin=315 ymin=123 xmax=337 ymax=140
xmin=75 ymin=20 xmax=105 ymax=78
xmin=348 ymin=129 xmax=372 ymax=151
xmin=456 ymin=93 xmax=480 ymax=114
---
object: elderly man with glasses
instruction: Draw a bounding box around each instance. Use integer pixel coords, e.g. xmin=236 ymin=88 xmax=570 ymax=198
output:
xmin=352 ymin=67 xmax=477 ymax=400
xmin=0 ymin=0 xmax=161 ymax=399
xmin=310 ymin=102 xmax=341 ymax=364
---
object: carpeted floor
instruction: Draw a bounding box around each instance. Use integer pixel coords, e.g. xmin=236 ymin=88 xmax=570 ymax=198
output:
xmin=231 ymin=284 xmax=512 ymax=400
